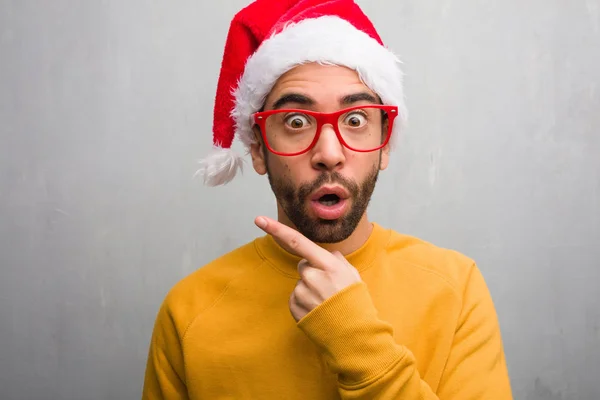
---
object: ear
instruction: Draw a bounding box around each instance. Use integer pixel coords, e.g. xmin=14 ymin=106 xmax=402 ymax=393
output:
xmin=379 ymin=143 xmax=391 ymax=171
xmin=250 ymin=126 xmax=267 ymax=175
xmin=379 ymin=120 xmax=391 ymax=171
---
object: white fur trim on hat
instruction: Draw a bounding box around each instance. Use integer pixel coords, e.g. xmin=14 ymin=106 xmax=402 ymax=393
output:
xmin=195 ymin=147 xmax=244 ymax=186
xmin=232 ymin=15 xmax=408 ymax=151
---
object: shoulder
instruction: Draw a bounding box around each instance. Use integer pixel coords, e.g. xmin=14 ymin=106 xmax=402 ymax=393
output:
xmin=156 ymin=239 xmax=264 ymax=338
xmin=382 ymin=226 xmax=478 ymax=296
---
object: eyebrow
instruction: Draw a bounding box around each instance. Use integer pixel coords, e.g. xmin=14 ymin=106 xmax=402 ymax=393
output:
xmin=269 ymin=91 xmax=382 ymax=111
xmin=340 ymin=92 xmax=381 ymax=105
xmin=271 ymin=93 xmax=315 ymax=110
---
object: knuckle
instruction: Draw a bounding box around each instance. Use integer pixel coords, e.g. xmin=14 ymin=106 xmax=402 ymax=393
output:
xmin=288 ymin=235 xmax=301 ymax=251
xmin=294 ymin=281 xmax=308 ymax=297
xmin=300 ymin=267 xmax=318 ymax=283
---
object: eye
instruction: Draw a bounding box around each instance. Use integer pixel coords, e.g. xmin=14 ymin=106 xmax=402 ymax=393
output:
xmin=285 ymin=114 xmax=310 ymax=129
xmin=344 ymin=112 xmax=367 ymax=128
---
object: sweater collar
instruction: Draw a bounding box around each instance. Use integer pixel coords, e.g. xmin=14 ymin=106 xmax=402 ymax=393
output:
xmin=254 ymin=222 xmax=391 ymax=278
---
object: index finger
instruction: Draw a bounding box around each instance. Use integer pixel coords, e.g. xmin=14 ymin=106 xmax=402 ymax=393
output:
xmin=255 ymin=216 xmax=335 ymax=268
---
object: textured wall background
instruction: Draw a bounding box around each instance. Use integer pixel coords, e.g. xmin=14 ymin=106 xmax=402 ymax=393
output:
xmin=1 ymin=1 xmax=599 ymax=398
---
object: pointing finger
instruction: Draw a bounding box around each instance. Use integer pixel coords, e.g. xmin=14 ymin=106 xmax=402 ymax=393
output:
xmin=255 ymin=216 xmax=335 ymax=268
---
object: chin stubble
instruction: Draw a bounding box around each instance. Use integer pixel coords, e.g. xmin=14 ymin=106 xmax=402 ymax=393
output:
xmin=266 ymin=158 xmax=380 ymax=244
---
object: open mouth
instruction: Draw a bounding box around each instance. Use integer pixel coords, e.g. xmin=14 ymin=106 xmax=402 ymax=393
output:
xmin=318 ymin=193 xmax=341 ymax=206
xmin=309 ymin=186 xmax=349 ymax=220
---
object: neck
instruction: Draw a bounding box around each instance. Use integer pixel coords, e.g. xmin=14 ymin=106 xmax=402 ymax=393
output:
xmin=276 ymin=205 xmax=373 ymax=256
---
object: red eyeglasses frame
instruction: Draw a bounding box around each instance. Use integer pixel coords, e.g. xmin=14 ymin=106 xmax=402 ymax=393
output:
xmin=252 ymin=105 xmax=399 ymax=156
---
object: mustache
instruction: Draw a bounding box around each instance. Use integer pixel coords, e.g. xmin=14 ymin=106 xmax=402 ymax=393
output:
xmin=297 ymin=172 xmax=360 ymax=200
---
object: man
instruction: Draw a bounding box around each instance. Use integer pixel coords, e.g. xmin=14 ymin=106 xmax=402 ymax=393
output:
xmin=142 ymin=0 xmax=513 ymax=398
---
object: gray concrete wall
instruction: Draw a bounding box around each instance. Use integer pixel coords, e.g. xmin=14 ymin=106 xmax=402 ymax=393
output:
xmin=1 ymin=1 xmax=598 ymax=399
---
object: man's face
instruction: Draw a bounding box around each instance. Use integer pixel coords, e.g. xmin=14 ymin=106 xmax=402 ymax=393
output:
xmin=250 ymin=63 xmax=390 ymax=243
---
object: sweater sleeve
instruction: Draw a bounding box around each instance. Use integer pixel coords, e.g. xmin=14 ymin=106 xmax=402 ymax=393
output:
xmin=297 ymin=269 xmax=512 ymax=399
xmin=436 ymin=264 xmax=513 ymax=399
xmin=142 ymin=301 xmax=190 ymax=400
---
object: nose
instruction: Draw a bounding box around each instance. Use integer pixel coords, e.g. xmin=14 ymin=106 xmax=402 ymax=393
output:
xmin=310 ymin=124 xmax=345 ymax=171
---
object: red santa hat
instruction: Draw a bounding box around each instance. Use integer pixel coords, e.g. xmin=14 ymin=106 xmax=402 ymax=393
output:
xmin=197 ymin=0 xmax=407 ymax=186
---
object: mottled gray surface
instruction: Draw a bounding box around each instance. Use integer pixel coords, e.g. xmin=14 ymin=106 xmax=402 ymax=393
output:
xmin=1 ymin=1 xmax=599 ymax=399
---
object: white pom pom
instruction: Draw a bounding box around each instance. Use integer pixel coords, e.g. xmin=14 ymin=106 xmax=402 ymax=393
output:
xmin=195 ymin=147 xmax=244 ymax=186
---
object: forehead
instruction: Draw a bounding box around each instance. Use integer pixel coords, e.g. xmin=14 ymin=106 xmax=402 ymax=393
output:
xmin=264 ymin=63 xmax=378 ymax=109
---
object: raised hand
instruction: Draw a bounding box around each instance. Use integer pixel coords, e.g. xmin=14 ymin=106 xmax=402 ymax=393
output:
xmin=255 ymin=216 xmax=362 ymax=322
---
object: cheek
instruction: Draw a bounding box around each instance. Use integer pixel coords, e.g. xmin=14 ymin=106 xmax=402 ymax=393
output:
xmin=269 ymin=156 xmax=311 ymax=183
xmin=348 ymin=153 xmax=381 ymax=177
xmin=267 ymin=156 xmax=297 ymax=180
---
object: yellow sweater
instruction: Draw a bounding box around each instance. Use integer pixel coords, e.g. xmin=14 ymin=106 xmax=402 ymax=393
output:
xmin=143 ymin=223 xmax=512 ymax=399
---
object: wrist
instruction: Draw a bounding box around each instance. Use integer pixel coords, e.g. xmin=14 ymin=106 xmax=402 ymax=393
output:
xmin=297 ymin=282 xmax=405 ymax=385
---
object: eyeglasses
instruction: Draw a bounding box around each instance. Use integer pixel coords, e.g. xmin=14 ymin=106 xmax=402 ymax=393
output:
xmin=252 ymin=105 xmax=398 ymax=156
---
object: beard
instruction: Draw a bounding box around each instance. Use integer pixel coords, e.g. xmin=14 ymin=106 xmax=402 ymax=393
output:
xmin=266 ymin=160 xmax=380 ymax=244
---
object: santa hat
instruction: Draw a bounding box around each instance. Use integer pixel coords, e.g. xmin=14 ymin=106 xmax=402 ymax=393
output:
xmin=197 ymin=0 xmax=407 ymax=186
